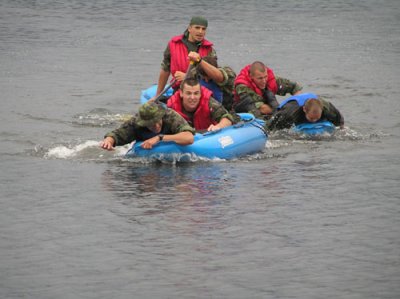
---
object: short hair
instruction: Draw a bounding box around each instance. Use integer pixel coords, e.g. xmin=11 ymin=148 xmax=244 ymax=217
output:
xmin=250 ymin=61 xmax=266 ymax=75
xmin=304 ymin=98 xmax=323 ymax=112
xmin=180 ymin=77 xmax=200 ymax=90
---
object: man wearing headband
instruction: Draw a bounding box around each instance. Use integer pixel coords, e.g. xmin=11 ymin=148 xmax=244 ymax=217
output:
xmin=155 ymin=16 xmax=217 ymax=97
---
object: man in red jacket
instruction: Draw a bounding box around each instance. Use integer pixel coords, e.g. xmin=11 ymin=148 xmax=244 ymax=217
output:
xmin=155 ymin=16 xmax=217 ymax=98
xmin=234 ymin=61 xmax=302 ymax=118
xmin=167 ymin=78 xmax=235 ymax=131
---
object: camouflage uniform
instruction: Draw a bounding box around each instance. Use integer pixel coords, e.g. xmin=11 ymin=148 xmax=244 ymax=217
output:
xmin=105 ymin=108 xmax=195 ymax=146
xmin=235 ymin=76 xmax=303 ymax=118
xmin=216 ymin=66 xmax=236 ymax=111
xmin=265 ymin=97 xmax=344 ymax=131
xmin=161 ymin=31 xmax=217 ymax=72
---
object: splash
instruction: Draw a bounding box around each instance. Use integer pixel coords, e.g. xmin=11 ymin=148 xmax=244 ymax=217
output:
xmin=44 ymin=140 xmax=128 ymax=160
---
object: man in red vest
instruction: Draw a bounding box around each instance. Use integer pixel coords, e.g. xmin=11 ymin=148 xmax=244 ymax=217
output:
xmin=233 ymin=61 xmax=303 ymax=118
xmin=167 ymin=78 xmax=235 ymax=131
xmin=155 ymin=16 xmax=217 ymax=98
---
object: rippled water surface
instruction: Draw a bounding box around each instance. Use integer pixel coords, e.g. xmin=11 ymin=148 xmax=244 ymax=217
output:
xmin=1 ymin=0 xmax=399 ymax=298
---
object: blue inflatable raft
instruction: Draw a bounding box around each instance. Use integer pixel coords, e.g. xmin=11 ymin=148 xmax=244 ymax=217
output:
xmin=125 ymin=114 xmax=267 ymax=161
xmin=139 ymin=85 xmax=335 ymax=139
xmin=292 ymin=121 xmax=336 ymax=135
xmin=140 ymin=84 xmax=173 ymax=104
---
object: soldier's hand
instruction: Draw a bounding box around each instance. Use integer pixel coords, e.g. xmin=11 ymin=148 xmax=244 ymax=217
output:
xmin=100 ymin=137 xmax=115 ymax=151
xmin=140 ymin=136 xmax=160 ymax=150
xmin=207 ymin=124 xmax=221 ymax=132
xmin=188 ymin=51 xmax=201 ymax=63
xmin=174 ymin=71 xmax=186 ymax=82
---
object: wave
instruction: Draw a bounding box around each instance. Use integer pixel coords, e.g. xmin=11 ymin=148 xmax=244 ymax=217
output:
xmin=72 ymin=108 xmax=132 ymax=127
xmin=44 ymin=140 xmax=129 ymax=160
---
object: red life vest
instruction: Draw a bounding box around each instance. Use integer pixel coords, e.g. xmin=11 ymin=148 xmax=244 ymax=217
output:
xmin=233 ymin=64 xmax=278 ymax=103
xmin=167 ymin=86 xmax=216 ymax=130
xmin=169 ymin=34 xmax=213 ymax=89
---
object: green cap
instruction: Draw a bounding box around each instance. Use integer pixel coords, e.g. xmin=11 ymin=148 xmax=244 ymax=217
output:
xmin=136 ymin=102 xmax=165 ymax=127
xmin=189 ymin=16 xmax=208 ymax=27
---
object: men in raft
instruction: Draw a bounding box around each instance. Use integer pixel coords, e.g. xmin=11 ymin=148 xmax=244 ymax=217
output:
xmin=167 ymin=78 xmax=236 ymax=132
xmin=265 ymin=93 xmax=345 ymax=131
xmin=155 ymin=16 xmax=217 ymax=98
xmin=233 ymin=61 xmax=303 ymax=118
xmin=188 ymin=52 xmax=236 ymax=111
xmin=100 ymin=102 xmax=194 ymax=150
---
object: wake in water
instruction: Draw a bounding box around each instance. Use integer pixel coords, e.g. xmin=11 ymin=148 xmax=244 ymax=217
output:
xmin=38 ymin=125 xmax=382 ymax=164
xmin=72 ymin=108 xmax=132 ymax=127
xmin=40 ymin=140 xmax=280 ymax=164
xmin=268 ymin=126 xmax=374 ymax=142
xmin=44 ymin=140 xmax=129 ymax=161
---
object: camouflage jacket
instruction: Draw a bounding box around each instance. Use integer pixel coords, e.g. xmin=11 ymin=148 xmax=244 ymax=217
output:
xmin=216 ymin=66 xmax=236 ymax=94
xmin=161 ymin=31 xmax=217 ymax=72
xmin=105 ymin=109 xmax=195 ymax=146
xmin=235 ymin=76 xmax=303 ymax=117
xmin=265 ymin=97 xmax=344 ymax=131
xmin=196 ymin=65 xmax=236 ymax=111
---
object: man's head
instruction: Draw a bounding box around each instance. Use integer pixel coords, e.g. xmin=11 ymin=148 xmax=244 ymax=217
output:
xmin=303 ymin=98 xmax=323 ymax=123
xmin=187 ymin=16 xmax=208 ymax=43
xmin=136 ymin=102 xmax=165 ymax=133
xmin=250 ymin=61 xmax=268 ymax=90
xmin=180 ymin=78 xmax=201 ymax=112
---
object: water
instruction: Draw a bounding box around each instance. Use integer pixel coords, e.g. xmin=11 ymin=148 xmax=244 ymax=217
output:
xmin=1 ymin=0 xmax=399 ymax=298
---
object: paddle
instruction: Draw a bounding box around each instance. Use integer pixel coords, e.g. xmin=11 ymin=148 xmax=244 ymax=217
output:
xmin=119 ymin=61 xmax=197 ymax=121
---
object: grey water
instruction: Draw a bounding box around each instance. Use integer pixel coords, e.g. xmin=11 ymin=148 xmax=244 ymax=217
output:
xmin=1 ymin=0 xmax=399 ymax=298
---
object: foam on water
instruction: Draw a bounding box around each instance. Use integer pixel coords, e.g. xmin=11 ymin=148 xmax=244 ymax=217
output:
xmin=44 ymin=140 xmax=129 ymax=160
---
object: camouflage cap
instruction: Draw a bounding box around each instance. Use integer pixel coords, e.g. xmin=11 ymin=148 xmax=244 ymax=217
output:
xmin=136 ymin=102 xmax=166 ymax=127
xmin=189 ymin=16 xmax=208 ymax=27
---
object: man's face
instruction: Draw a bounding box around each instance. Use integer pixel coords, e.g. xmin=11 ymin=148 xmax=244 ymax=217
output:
xmin=304 ymin=106 xmax=322 ymax=123
xmin=147 ymin=120 xmax=163 ymax=134
xmin=181 ymin=83 xmax=201 ymax=112
xmin=251 ymin=69 xmax=268 ymax=90
xmin=188 ymin=25 xmax=207 ymax=42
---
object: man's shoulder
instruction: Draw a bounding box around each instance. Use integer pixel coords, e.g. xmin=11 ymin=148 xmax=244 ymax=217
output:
xmin=235 ymin=83 xmax=254 ymax=93
xmin=221 ymin=66 xmax=236 ymax=77
xmin=164 ymin=108 xmax=189 ymax=123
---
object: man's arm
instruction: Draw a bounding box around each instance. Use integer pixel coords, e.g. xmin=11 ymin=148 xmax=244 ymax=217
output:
xmin=102 ymin=118 xmax=138 ymax=147
xmin=208 ymin=117 xmax=232 ymax=132
xmin=322 ymin=100 xmax=345 ymax=128
xmin=188 ymin=51 xmax=224 ymax=83
xmin=156 ymin=45 xmax=172 ymax=96
xmin=100 ymin=136 xmax=115 ymax=151
xmin=140 ymin=131 xmax=194 ymax=149
xmin=156 ymin=69 xmax=171 ymax=96
xmin=265 ymin=101 xmax=300 ymax=131
xmin=275 ymin=76 xmax=303 ymax=96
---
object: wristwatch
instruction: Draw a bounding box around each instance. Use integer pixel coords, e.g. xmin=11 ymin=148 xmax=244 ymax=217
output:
xmin=158 ymin=134 xmax=164 ymax=141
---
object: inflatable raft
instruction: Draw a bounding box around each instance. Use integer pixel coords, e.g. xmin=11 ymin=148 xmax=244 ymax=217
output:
xmin=139 ymin=85 xmax=335 ymax=138
xmin=125 ymin=114 xmax=267 ymax=161
xmin=292 ymin=121 xmax=336 ymax=135
xmin=140 ymin=84 xmax=173 ymax=104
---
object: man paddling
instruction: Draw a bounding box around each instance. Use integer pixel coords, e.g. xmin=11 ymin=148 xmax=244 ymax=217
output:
xmin=100 ymin=102 xmax=194 ymax=150
xmin=155 ymin=16 xmax=217 ymax=97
